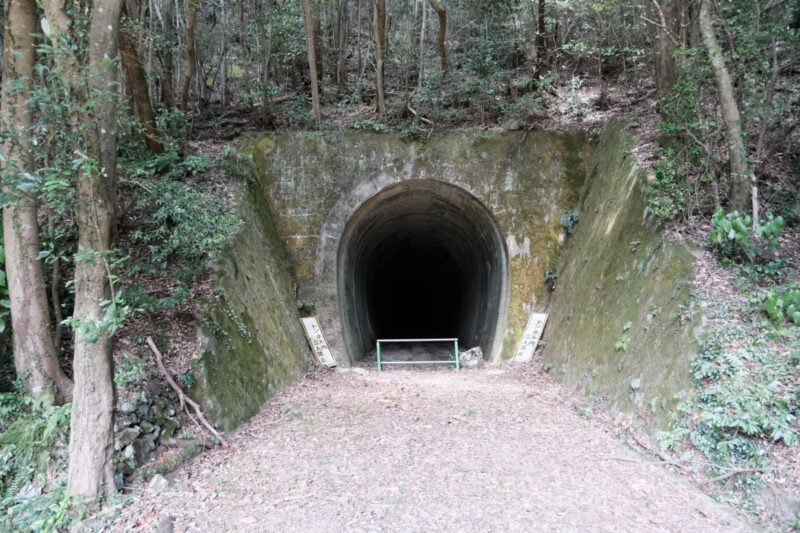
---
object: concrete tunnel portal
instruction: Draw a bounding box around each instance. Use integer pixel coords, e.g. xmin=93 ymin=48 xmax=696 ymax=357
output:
xmin=337 ymin=180 xmax=510 ymax=362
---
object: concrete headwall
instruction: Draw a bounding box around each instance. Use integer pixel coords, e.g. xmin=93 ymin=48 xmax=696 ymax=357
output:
xmin=249 ymin=131 xmax=590 ymax=363
xmin=192 ymin=124 xmax=703 ymax=434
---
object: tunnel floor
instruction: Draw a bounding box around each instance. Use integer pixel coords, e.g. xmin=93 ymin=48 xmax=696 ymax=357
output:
xmin=363 ymin=341 xmax=457 ymax=369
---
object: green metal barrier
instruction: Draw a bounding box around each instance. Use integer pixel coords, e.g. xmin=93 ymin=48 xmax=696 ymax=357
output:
xmin=376 ymin=338 xmax=459 ymax=371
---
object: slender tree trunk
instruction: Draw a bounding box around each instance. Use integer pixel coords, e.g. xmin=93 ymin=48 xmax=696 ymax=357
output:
xmin=302 ymin=0 xmax=322 ymax=124
xmin=67 ymin=0 xmax=124 ymax=499
xmin=120 ymin=21 xmax=165 ymax=153
xmin=698 ymin=0 xmax=754 ymax=217
xmin=417 ymin=0 xmax=426 ymax=91
xmin=428 ymin=0 xmax=446 ymax=73
xmin=373 ymin=0 xmax=386 ymax=114
xmin=181 ymin=0 xmax=197 ymax=112
xmin=356 ymin=0 xmax=362 ymax=73
xmin=537 ymin=0 xmax=546 ymax=66
xmin=2 ymin=0 xmax=73 ymax=403
xmin=334 ymin=0 xmax=348 ymax=89
xmin=161 ymin=0 xmax=177 ymax=106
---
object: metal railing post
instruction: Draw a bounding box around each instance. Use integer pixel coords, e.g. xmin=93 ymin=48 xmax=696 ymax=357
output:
xmin=455 ymin=339 xmax=460 ymax=371
xmin=377 ymin=340 xmax=382 ymax=372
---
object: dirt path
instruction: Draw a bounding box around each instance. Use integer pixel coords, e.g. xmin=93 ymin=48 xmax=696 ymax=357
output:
xmin=115 ymin=367 xmax=755 ymax=532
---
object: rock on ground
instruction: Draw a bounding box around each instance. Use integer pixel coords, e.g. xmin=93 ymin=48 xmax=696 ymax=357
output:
xmin=459 ymin=346 xmax=484 ymax=368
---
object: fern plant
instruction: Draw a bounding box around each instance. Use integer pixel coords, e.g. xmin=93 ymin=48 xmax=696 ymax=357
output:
xmin=0 ymin=393 xmax=71 ymax=500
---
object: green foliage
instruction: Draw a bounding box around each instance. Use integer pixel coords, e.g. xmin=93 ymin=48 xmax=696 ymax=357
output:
xmin=130 ymin=178 xmax=242 ymax=270
xmin=0 ymin=393 xmax=71 ymax=505
xmin=615 ymin=334 xmax=629 ymax=352
xmin=560 ymin=210 xmax=580 ymax=235
xmin=155 ymin=106 xmax=191 ymax=142
xmin=647 ymin=148 xmax=687 ymax=223
xmin=662 ymin=322 xmax=800 ymax=469
xmin=0 ymin=477 xmax=87 ymax=533
xmin=691 ymin=332 xmax=798 ymax=455
xmin=219 ymin=145 xmax=257 ymax=182
xmin=709 ymin=208 xmax=785 ymax=264
xmin=350 ymin=120 xmax=389 ymax=133
xmin=544 ymin=269 xmax=558 ymax=291
xmin=176 ymin=370 xmax=196 ymax=389
xmin=114 ymin=352 xmax=148 ymax=388
xmin=761 ymin=284 xmax=800 ymax=326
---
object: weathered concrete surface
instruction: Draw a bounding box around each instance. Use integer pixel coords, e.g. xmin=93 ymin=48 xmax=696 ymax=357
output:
xmin=249 ymin=131 xmax=589 ymax=364
xmin=542 ymin=123 xmax=701 ymax=428
xmin=189 ymin=180 xmax=309 ymax=431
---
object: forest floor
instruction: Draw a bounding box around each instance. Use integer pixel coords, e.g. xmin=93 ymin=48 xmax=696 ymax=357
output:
xmin=107 ymin=363 xmax=757 ymax=532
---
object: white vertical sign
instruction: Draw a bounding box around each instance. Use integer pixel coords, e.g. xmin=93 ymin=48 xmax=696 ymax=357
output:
xmin=513 ymin=313 xmax=549 ymax=362
xmin=300 ymin=317 xmax=337 ymax=367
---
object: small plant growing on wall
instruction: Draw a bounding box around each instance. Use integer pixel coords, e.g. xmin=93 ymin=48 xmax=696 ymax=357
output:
xmin=560 ymin=210 xmax=580 ymax=235
xmin=615 ymin=335 xmax=630 ymax=352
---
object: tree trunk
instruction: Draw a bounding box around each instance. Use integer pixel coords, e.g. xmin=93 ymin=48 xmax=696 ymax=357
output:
xmin=120 ymin=21 xmax=165 ymax=153
xmin=161 ymin=0 xmax=177 ymax=107
xmin=698 ymin=0 xmax=754 ymax=217
xmin=537 ymin=0 xmax=545 ymax=66
xmin=334 ymin=0 xmax=348 ymax=89
xmin=373 ymin=0 xmax=386 ymax=114
xmin=66 ymin=0 xmax=124 ymax=499
xmin=1 ymin=0 xmax=73 ymax=403
xmin=181 ymin=0 xmax=197 ymax=112
xmin=417 ymin=0 xmax=427 ymax=91
xmin=302 ymin=0 xmax=322 ymax=124
xmin=428 ymin=0 xmax=446 ymax=73
xmin=656 ymin=0 xmax=678 ymax=93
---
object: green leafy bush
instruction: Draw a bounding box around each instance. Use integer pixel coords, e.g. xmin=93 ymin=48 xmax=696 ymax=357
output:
xmin=0 ymin=393 xmax=70 ymax=501
xmin=131 ymin=178 xmax=242 ymax=269
xmin=762 ymin=284 xmax=800 ymax=326
xmin=709 ymin=207 xmax=785 ymax=263
xmin=669 ymin=328 xmax=800 ymax=467
xmin=647 ymin=149 xmax=686 ymax=223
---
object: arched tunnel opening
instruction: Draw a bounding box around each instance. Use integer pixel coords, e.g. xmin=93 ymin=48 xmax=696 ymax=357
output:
xmin=338 ymin=180 xmax=509 ymax=362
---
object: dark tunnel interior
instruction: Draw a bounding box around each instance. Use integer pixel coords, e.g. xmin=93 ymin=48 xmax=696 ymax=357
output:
xmin=338 ymin=180 xmax=509 ymax=361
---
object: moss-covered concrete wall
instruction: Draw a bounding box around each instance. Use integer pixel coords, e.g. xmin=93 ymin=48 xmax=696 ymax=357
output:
xmin=542 ymin=123 xmax=702 ymax=428
xmin=249 ymin=131 xmax=590 ymax=363
xmin=189 ymin=180 xmax=308 ymax=432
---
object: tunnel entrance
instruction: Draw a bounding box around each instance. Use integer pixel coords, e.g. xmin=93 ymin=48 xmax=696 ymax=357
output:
xmin=337 ymin=180 xmax=509 ymax=362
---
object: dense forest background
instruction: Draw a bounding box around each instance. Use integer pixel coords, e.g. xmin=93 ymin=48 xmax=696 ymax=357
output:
xmin=0 ymin=0 xmax=799 ymax=529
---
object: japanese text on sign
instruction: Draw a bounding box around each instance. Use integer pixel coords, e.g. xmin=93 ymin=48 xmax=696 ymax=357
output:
xmin=300 ymin=317 xmax=337 ymax=367
xmin=513 ymin=313 xmax=549 ymax=362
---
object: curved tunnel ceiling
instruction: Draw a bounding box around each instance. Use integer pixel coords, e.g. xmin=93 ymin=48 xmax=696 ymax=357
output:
xmin=337 ymin=180 xmax=509 ymax=361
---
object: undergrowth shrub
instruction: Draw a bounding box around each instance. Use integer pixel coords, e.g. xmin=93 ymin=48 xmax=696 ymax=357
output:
xmin=758 ymin=283 xmax=800 ymax=326
xmin=709 ymin=207 xmax=785 ymax=264
xmin=124 ymin=177 xmax=242 ymax=312
xmin=659 ymin=321 xmax=799 ymax=470
xmin=0 ymin=392 xmax=78 ymax=532
xmin=131 ymin=178 xmax=241 ymax=268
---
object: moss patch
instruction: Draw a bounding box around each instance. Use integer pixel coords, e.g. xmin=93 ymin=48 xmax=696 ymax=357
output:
xmin=543 ymin=122 xmax=700 ymax=429
xmin=189 ymin=179 xmax=308 ymax=432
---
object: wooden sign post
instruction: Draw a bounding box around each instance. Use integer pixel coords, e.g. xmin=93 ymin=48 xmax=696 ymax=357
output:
xmin=300 ymin=316 xmax=337 ymax=367
xmin=513 ymin=313 xmax=549 ymax=362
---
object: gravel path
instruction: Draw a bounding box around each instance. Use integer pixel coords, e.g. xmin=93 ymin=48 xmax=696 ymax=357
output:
xmin=116 ymin=366 xmax=755 ymax=532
